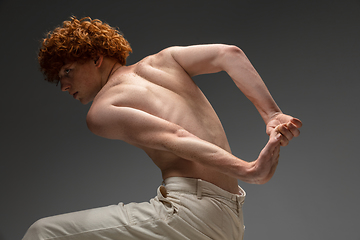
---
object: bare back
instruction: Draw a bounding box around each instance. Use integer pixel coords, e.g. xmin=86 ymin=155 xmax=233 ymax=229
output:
xmin=90 ymin=48 xmax=240 ymax=193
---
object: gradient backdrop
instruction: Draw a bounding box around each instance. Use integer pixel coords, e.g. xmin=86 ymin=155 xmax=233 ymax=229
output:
xmin=1 ymin=0 xmax=359 ymax=239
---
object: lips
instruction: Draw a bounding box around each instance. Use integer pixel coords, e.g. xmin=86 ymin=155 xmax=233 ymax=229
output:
xmin=72 ymin=92 xmax=78 ymax=99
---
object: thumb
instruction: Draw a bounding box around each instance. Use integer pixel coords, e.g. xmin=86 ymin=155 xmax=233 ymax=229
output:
xmin=269 ymin=131 xmax=282 ymax=147
xmin=261 ymin=131 xmax=281 ymax=156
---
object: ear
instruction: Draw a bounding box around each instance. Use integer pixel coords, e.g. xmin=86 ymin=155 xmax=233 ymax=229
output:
xmin=94 ymin=55 xmax=104 ymax=68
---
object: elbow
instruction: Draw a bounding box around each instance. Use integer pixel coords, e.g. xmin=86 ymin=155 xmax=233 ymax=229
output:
xmin=254 ymin=178 xmax=271 ymax=185
xmin=226 ymin=44 xmax=244 ymax=54
xmin=86 ymin=112 xmax=100 ymax=136
xmin=219 ymin=45 xmax=248 ymax=69
xmin=86 ymin=111 xmax=110 ymax=138
xmin=220 ymin=45 xmax=246 ymax=58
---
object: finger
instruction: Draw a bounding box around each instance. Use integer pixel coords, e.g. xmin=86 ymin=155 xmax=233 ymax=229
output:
xmin=277 ymin=122 xmax=301 ymax=145
xmin=280 ymin=136 xmax=289 ymax=146
xmin=290 ymin=117 xmax=303 ymax=128
xmin=271 ymin=131 xmax=282 ymax=145
xmin=275 ymin=124 xmax=290 ymax=146
xmin=262 ymin=132 xmax=281 ymax=156
xmin=287 ymin=122 xmax=301 ymax=138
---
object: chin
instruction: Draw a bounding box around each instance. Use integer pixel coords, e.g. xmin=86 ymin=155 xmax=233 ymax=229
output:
xmin=80 ymin=98 xmax=92 ymax=105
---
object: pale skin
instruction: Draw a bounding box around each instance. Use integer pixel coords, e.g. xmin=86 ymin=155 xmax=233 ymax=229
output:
xmin=59 ymin=44 xmax=302 ymax=193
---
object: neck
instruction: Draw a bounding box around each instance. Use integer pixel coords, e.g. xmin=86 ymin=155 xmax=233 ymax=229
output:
xmin=102 ymin=60 xmax=123 ymax=87
xmin=109 ymin=62 xmax=123 ymax=77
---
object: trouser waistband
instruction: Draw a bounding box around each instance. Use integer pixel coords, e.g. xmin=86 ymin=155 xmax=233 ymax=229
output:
xmin=162 ymin=177 xmax=246 ymax=204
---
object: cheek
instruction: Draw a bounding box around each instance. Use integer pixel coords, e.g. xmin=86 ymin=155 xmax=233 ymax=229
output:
xmin=83 ymin=69 xmax=98 ymax=83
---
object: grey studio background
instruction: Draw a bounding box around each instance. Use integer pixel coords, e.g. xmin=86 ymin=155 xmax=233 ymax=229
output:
xmin=1 ymin=0 xmax=359 ymax=239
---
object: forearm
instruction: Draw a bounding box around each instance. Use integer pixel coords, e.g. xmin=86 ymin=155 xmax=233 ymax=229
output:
xmin=221 ymin=47 xmax=282 ymax=124
xmin=164 ymin=129 xmax=254 ymax=182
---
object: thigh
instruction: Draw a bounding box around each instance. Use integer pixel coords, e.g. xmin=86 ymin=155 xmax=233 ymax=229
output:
xmin=23 ymin=204 xmax=132 ymax=240
xmin=22 ymin=189 xmax=184 ymax=240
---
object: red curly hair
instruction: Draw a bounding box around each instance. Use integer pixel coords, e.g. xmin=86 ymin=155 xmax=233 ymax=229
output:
xmin=38 ymin=16 xmax=132 ymax=83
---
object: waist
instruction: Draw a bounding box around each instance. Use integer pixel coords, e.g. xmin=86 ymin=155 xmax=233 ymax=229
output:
xmin=163 ymin=177 xmax=246 ymax=204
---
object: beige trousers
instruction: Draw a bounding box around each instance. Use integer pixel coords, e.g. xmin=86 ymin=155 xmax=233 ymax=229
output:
xmin=23 ymin=177 xmax=246 ymax=240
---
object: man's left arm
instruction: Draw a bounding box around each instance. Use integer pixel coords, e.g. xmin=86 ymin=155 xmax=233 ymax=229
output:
xmin=169 ymin=44 xmax=302 ymax=145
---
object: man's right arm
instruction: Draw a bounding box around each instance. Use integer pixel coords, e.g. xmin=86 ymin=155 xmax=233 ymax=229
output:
xmin=87 ymin=103 xmax=282 ymax=184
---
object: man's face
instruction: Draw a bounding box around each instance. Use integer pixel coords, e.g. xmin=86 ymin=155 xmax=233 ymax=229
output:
xmin=59 ymin=59 xmax=102 ymax=105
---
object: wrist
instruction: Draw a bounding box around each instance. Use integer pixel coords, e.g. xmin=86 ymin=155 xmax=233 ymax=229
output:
xmin=241 ymin=161 xmax=260 ymax=184
xmin=263 ymin=109 xmax=282 ymax=125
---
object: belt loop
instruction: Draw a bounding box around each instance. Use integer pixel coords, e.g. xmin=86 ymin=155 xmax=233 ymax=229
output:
xmin=197 ymin=179 xmax=202 ymax=199
xmin=236 ymin=195 xmax=240 ymax=213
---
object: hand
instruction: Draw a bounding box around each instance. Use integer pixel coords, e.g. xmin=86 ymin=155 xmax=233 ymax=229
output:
xmin=247 ymin=129 xmax=281 ymax=184
xmin=266 ymin=113 xmax=302 ymax=146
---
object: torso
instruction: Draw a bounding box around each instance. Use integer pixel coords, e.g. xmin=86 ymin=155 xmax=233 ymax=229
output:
xmin=91 ymin=50 xmax=240 ymax=194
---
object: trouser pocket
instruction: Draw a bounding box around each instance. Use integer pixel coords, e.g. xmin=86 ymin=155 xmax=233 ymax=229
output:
xmin=155 ymin=185 xmax=178 ymax=217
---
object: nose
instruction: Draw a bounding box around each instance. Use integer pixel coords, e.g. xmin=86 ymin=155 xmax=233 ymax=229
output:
xmin=61 ymin=82 xmax=71 ymax=92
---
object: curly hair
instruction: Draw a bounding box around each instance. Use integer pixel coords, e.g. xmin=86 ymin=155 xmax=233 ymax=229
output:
xmin=38 ymin=16 xmax=132 ymax=83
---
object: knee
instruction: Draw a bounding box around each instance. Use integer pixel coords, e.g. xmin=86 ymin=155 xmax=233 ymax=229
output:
xmin=22 ymin=218 xmax=50 ymax=240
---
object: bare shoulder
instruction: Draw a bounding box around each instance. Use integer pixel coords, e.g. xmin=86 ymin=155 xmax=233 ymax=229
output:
xmin=86 ymin=45 xmax=208 ymax=135
xmin=86 ymin=47 xmax=183 ymax=134
xmin=130 ymin=47 xmax=197 ymax=93
xmin=138 ymin=46 xmax=184 ymax=72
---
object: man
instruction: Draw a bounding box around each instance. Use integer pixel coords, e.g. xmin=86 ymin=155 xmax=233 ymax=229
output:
xmin=23 ymin=16 xmax=302 ymax=239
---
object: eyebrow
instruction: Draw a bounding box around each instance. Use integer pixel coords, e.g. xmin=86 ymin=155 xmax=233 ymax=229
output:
xmin=58 ymin=64 xmax=71 ymax=79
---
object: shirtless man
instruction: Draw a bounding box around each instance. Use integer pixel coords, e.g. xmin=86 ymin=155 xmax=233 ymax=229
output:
xmin=23 ymin=17 xmax=302 ymax=240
